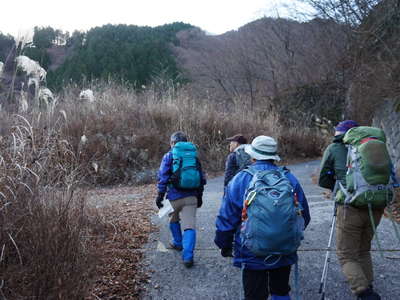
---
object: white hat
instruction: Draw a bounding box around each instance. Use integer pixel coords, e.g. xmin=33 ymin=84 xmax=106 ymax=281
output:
xmin=245 ymin=136 xmax=281 ymax=161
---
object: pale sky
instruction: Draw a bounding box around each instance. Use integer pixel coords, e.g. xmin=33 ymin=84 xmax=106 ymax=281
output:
xmin=0 ymin=0 xmax=313 ymax=38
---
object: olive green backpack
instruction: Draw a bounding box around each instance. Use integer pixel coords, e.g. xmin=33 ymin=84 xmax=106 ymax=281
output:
xmin=337 ymin=126 xmax=394 ymax=208
xmin=337 ymin=126 xmax=400 ymax=254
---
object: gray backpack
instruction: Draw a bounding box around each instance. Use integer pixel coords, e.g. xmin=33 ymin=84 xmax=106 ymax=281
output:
xmin=234 ymin=144 xmax=252 ymax=171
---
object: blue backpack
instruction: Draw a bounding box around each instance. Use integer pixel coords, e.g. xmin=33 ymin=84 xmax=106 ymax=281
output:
xmin=170 ymin=142 xmax=202 ymax=190
xmin=240 ymin=167 xmax=304 ymax=256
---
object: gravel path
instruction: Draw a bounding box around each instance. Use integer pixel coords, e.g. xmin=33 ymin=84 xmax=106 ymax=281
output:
xmin=143 ymin=160 xmax=400 ymax=300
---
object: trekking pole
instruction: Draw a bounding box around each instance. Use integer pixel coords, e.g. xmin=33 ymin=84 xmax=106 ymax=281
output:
xmin=319 ymin=182 xmax=339 ymax=300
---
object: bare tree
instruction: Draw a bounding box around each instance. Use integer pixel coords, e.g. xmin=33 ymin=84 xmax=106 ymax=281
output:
xmin=302 ymin=0 xmax=381 ymax=25
xmin=303 ymin=0 xmax=400 ymax=122
xmin=174 ymin=17 xmax=347 ymax=112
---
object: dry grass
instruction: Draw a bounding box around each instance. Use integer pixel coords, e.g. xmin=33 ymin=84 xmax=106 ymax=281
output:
xmin=51 ymin=81 xmax=327 ymax=184
xmin=0 ymin=115 xmax=96 ymax=299
xmin=385 ymin=181 xmax=400 ymax=224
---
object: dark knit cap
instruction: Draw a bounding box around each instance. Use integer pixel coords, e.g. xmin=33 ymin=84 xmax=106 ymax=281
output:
xmin=335 ymin=120 xmax=359 ymax=133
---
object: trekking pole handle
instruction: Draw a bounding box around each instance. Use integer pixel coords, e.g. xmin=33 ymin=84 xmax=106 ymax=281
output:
xmin=331 ymin=181 xmax=339 ymax=201
xmin=319 ymin=282 xmax=323 ymax=294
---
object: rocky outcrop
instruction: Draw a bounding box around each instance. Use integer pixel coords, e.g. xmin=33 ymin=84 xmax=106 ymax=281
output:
xmin=373 ymin=100 xmax=400 ymax=171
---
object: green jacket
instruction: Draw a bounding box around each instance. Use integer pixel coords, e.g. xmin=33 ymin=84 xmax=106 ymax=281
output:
xmin=318 ymin=134 xmax=348 ymax=191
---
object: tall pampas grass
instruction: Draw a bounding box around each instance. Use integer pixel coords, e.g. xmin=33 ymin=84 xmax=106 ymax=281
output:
xmin=0 ymin=113 xmax=96 ymax=299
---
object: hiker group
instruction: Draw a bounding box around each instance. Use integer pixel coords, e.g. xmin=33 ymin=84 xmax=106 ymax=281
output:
xmin=155 ymin=122 xmax=399 ymax=300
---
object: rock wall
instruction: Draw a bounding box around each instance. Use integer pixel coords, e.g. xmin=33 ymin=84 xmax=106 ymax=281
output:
xmin=373 ymin=100 xmax=400 ymax=172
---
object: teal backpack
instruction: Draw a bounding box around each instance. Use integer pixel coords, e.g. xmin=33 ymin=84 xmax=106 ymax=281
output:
xmin=170 ymin=142 xmax=202 ymax=190
xmin=240 ymin=167 xmax=304 ymax=256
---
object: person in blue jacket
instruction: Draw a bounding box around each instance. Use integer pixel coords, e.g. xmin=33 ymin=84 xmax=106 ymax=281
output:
xmin=215 ymin=135 xmax=311 ymax=300
xmin=156 ymin=131 xmax=206 ymax=268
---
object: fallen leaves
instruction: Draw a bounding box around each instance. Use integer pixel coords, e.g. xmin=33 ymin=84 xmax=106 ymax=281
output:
xmin=86 ymin=184 xmax=157 ymax=299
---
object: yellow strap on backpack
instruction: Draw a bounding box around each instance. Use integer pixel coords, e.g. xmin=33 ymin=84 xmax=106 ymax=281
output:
xmin=246 ymin=191 xmax=257 ymax=206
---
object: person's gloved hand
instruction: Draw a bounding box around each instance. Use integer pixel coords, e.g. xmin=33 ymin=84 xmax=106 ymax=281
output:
xmin=155 ymin=192 xmax=165 ymax=209
xmin=197 ymin=195 xmax=203 ymax=208
xmin=220 ymin=248 xmax=233 ymax=257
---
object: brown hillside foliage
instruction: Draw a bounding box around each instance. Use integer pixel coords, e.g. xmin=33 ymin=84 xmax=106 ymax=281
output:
xmin=346 ymin=0 xmax=400 ymax=123
xmin=174 ymin=17 xmax=347 ymax=112
xmin=304 ymin=0 xmax=400 ymax=124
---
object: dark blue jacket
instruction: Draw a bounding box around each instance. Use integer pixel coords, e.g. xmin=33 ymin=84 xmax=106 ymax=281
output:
xmin=215 ymin=161 xmax=311 ymax=270
xmin=224 ymin=152 xmax=238 ymax=187
xmin=157 ymin=151 xmax=206 ymax=201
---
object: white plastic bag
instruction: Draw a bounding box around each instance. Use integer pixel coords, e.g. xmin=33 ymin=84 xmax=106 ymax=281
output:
xmin=158 ymin=199 xmax=174 ymax=218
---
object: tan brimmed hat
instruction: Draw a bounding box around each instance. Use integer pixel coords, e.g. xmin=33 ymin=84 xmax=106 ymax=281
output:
xmin=245 ymin=136 xmax=281 ymax=161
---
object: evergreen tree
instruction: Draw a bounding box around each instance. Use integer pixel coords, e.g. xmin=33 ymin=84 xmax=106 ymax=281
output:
xmin=33 ymin=26 xmax=56 ymax=49
xmin=47 ymin=23 xmax=193 ymax=90
xmin=0 ymin=32 xmax=14 ymax=62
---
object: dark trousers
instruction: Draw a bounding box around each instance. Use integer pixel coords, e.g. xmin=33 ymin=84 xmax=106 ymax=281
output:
xmin=242 ymin=266 xmax=291 ymax=300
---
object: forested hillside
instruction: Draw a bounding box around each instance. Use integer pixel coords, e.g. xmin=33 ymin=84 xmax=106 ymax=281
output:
xmin=46 ymin=23 xmax=193 ymax=89
xmin=0 ymin=23 xmax=192 ymax=90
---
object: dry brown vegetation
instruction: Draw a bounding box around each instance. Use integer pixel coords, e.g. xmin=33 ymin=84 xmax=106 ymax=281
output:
xmin=0 ymin=114 xmax=95 ymax=299
xmin=385 ymin=175 xmax=400 ymax=223
xmin=53 ymin=81 xmax=328 ymax=184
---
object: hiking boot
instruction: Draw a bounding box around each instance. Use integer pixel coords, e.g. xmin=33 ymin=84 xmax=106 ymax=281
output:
xmin=168 ymin=242 xmax=183 ymax=251
xmin=357 ymin=288 xmax=381 ymax=300
xmin=183 ymin=259 xmax=194 ymax=268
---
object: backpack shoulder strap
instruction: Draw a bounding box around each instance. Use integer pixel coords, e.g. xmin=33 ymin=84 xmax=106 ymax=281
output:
xmin=279 ymin=166 xmax=290 ymax=174
xmin=242 ymin=165 xmax=256 ymax=176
